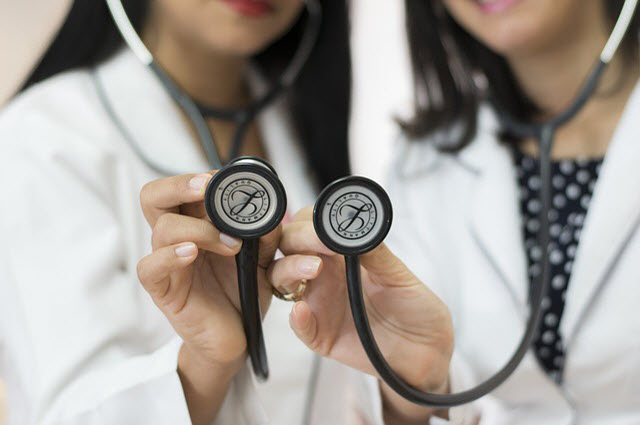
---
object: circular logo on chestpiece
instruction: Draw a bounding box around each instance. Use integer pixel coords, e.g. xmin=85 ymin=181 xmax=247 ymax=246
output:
xmin=206 ymin=163 xmax=286 ymax=239
xmin=314 ymin=176 xmax=392 ymax=255
xmin=221 ymin=179 xmax=270 ymax=224
xmin=329 ymin=192 xmax=377 ymax=240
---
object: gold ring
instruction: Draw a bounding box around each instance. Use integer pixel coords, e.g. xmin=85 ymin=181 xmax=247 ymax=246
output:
xmin=272 ymin=279 xmax=307 ymax=302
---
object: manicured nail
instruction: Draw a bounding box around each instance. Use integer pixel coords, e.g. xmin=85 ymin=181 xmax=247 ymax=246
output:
xmin=220 ymin=233 xmax=242 ymax=249
xmin=188 ymin=174 xmax=209 ymax=191
xmin=298 ymin=257 xmax=321 ymax=276
xmin=175 ymin=243 xmax=197 ymax=257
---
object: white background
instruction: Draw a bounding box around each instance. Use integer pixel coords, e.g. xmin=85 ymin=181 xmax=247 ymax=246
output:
xmin=349 ymin=0 xmax=413 ymax=182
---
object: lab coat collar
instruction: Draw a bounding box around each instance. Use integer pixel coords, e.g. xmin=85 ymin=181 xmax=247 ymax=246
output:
xmin=561 ymin=79 xmax=640 ymax=348
xmin=93 ymin=48 xmax=211 ymax=174
xmin=398 ymin=105 xmax=529 ymax=312
xmin=397 ymin=106 xmax=501 ymax=178
xmin=460 ymin=80 xmax=640 ymax=338
xmin=465 ymin=110 xmax=530 ymax=314
xmin=93 ymin=48 xmax=316 ymax=210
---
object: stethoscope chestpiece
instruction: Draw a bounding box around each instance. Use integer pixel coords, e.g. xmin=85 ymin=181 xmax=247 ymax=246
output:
xmin=313 ymin=176 xmax=393 ymax=256
xmin=204 ymin=156 xmax=287 ymax=382
xmin=205 ymin=157 xmax=286 ymax=240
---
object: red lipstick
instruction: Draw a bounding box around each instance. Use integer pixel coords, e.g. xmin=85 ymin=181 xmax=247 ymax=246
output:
xmin=220 ymin=0 xmax=275 ymax=17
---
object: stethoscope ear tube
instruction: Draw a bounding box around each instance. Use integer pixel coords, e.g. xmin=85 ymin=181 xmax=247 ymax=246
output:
xmin=105 ymin=0 xmax=323 ymax=172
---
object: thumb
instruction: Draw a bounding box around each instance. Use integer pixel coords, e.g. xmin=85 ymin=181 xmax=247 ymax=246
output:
xmin=289 ymin=301 xmax=322 ymax=354
xmin=359 ymin=243 xmax=419 ymax=288
xmin=258 ymin=224 xmax=282 ymax=268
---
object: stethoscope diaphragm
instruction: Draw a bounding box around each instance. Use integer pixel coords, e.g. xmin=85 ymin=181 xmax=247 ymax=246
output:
xmin=206 ymin=158 xmax=286 ymax=240
xmin=313 ymin=176 xmax=393 ymax=256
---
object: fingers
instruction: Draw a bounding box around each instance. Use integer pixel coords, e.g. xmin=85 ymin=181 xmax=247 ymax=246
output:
xmin=141 ymin=173 xmax=214 ymax=227
xmin=360 ymin=243 xmax=420 ymax=288
xmin=152 ymin=213 xmax=242 ymax=255
xmin=289 ymin=301 xmax=321 ymax=353
xmin=279 ymin=220 xmax=337 ymax=257
xmin=267 ymin=255 xmax=322 ymax=293
xmin=258 ymin=225 xmax=282 ymax=269
xmin=292 ymin=206 xmax=314 ymax=222
xmin=137 ymin=242 xmax=198 ymax=299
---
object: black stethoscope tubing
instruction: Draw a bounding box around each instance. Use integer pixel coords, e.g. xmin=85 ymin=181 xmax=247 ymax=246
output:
xmin=339 ymin=1 xmax=638 ymax=408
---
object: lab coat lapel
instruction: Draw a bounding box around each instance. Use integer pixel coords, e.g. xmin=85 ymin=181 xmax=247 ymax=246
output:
xmin=462 ymin=112 xmax=529 ymax=314
xmin=562 ymin=81 xmax=640 ymax=348
xmin=94 ymin=48 xmax=210 ymax=174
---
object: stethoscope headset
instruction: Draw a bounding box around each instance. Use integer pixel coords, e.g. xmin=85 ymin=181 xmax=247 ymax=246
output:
xmin=106 ymin=0 xmax=638 ymax=409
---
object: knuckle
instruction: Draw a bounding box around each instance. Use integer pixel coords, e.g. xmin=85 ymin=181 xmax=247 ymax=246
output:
xmin=198 ymin=218 xmax=214 ymax=240
xmin=152 ymin=214 xmax=175 ymax=246
xmin=308 ymin=337 xmax=327 ymax=356
xmin=139 ymin=180 xmax=155 ymax=209
xmin=136 ymin=257 xmax=150 ymax=284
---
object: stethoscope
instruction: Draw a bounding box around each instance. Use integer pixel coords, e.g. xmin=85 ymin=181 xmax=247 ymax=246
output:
xmin=103 ymin=0 xmax=321 ymax=172
xmin=312 ymin=0 xmax=639 ymax=408
xmin=103 ymin=0 xmax=321 ymax=383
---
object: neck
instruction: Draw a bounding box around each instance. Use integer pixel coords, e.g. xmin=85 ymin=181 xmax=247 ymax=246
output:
xmin=141 ymin=16 xmax=250 ymax=108
xmin=507 ymin=4 xmax=618 ymax=118
xmin=507 ymin=6 xmax=639 ymax=158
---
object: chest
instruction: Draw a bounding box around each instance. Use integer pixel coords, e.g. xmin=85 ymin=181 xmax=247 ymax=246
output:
xmin=392 ymin=157 xmax=640 ymax=417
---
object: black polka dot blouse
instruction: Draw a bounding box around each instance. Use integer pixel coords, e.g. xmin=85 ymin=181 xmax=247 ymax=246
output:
xmin=514 ymin=150 xmax=603 ymax=384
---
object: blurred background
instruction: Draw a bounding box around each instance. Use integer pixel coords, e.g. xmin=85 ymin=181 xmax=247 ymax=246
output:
xmin=0 ymin=1 xmax=412 ymax=423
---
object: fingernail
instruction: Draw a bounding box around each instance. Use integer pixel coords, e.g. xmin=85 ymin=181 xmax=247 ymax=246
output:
xmin=175 ymin=243 xmax=197 ymax=257
xmin=188 ymin=174 xmax=209 ymax=191
xmin=297 ymin=257 xmax=321 ymax=276
xmin=220 ymin=233 xmax=242 ymax=249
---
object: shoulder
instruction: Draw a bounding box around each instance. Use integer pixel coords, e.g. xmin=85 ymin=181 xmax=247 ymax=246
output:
xmin=388 ymin=105 xmax=501 ymax=184
xmin=0 ymin=67 xmax=126 ymax=204
xmin=0 ymin=67 xmax=114 ymax=161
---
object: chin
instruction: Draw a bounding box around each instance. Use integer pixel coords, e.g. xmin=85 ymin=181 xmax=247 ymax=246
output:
xmin=471 ymin=17 xmax=553 ymax=57
xmin=444 ymin=0 xmax=580 ymax=58
xmin=206 ymin=31 xmax=282 ymax=57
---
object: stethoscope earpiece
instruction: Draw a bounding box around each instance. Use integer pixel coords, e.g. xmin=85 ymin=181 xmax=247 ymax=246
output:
xmin=313 ymin=176 xmax=393 ymax=256
xmin=204 ymin=157 xmax=287 ymax=381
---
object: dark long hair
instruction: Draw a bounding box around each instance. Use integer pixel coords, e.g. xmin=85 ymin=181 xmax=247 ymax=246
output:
xmin=402 ymin=0 xmax=640 ymax=150
xmin=22 ymin=0 xmax=351 ymax=187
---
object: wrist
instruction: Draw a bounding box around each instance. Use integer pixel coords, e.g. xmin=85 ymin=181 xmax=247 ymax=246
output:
xmin=178 ymin=344 xmax=246 ymax=425
xmin=381 ymin=376 xmax=450 ymax=424
xmin=178 ymin=343 xmax=245 ymax=381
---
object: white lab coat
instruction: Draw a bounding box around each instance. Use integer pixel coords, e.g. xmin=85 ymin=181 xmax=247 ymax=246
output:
xmin=385 ymin=81 xmax=640 ymax=424
xmin=0 ymin=49 xmax=389 ymax=425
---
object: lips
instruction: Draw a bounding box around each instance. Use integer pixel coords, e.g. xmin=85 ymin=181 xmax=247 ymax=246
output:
xmin=220 ymin=0 xmax=275 ymax=17
xmin=475 ymin=0 xmax=521 ymax=14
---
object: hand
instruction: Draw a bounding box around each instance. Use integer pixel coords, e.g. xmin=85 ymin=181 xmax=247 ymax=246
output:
xmin=136 ymin=173 xmax=280 ymax=424
xmin=269 ymin=207 xmax=454 ymax=394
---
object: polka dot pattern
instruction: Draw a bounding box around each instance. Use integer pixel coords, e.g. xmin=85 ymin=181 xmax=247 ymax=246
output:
xmin=515 ymin=150 xmax=602 ymax=383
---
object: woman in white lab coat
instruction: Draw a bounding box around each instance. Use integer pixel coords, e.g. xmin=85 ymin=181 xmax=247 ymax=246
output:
xmin=0 ymin=1 xmax=380 ymax=424
xmin=269 ymin=0 xmax=640 ymax=424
